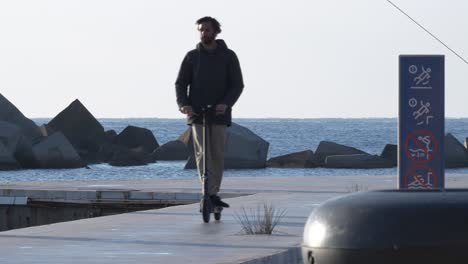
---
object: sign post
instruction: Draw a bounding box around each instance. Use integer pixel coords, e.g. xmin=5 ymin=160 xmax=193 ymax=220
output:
xmin=399 ymin=55 xmax=444 ymax=189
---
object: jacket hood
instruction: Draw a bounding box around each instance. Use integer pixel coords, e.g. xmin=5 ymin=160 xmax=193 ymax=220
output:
xmin=196 ymin=39 xmax=228 ymax=51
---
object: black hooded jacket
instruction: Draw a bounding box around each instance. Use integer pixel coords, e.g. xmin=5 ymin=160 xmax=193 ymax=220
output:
xmin=175 ymin=39 xmax=244 ymax=126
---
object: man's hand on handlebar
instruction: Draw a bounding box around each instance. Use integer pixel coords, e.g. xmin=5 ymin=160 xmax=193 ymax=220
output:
xmin=180 ymin=105 xmax=196 ymax=117
xmin=180 ymin=104 xmax=227 ymax=117
xmin=215 ymin=104 xmax=228 ymax=115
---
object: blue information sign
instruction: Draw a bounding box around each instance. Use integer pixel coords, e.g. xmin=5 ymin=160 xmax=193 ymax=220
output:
xmin=399 ymin=55 xmax=444 ymax=189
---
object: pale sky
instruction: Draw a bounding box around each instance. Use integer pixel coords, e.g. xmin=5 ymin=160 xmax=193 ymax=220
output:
xmin=0 ymin=0 xmax=467 ymax=118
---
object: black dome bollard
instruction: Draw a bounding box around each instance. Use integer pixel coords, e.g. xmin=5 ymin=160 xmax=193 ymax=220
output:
xmin=302 ymin=189 xmax=468 ymax=264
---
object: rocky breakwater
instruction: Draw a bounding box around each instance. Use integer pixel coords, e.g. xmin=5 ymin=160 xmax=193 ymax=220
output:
xmin=0 ymin=94 xmax=161 ymax=170
xmin=3 ymin=92 xmax=468 ymax=172
xmin=266 ymin=134 xmax=468 ymax=169
xmin=266 ymin=141 xmax=394 ymax=169
xmin=0 ymin=94 xmax=271 ymax=171
xmin=0 ymin=93 xmax=61 ymax=170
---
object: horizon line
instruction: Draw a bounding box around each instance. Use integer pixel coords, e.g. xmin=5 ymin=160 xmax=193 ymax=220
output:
xmin=29 ymin=116 xmax=468 ymax=119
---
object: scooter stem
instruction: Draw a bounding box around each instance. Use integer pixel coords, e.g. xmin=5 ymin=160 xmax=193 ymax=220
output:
xmin=202 ymin=105 xmax=213 ymax=198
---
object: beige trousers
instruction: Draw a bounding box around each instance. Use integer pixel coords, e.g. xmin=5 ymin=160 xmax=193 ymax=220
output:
xmin=191 ymin=124 xmax=226 ymax=196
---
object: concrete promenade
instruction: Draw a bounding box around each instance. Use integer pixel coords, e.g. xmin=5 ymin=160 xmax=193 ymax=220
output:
xmin=0 ymin=174 xmax=467 ymax=263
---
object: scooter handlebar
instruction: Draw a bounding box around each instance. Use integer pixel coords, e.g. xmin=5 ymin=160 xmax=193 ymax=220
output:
xmin=200 ymin=105 xmax=214 ymax=113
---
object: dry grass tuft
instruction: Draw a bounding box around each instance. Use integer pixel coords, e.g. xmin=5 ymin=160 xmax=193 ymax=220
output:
xmin=234 ymin=203 xmax=287 ymax=235
xmin=346 ymin=183 xmax=369 ymax=193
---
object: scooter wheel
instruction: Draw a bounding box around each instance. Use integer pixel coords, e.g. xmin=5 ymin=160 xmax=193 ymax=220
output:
xmin=202 ymin=199 xmax=211 ymax=223
xmin=214 ymin=212 xmax=221 ymax=221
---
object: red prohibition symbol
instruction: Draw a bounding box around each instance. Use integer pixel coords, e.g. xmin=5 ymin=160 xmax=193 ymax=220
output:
xmin=404 ymin=164 xmax=437 ymax=189
xmin=404 ymin=129 xmax=438 ymax=163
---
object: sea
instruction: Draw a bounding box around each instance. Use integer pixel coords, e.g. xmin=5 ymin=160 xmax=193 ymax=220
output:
xmin=2 ymin=118 xmax=468 ymax=182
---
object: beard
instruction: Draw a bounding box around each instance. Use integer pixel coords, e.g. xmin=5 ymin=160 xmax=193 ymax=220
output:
xmin=201 ymin=35 xmax=215 ymax=45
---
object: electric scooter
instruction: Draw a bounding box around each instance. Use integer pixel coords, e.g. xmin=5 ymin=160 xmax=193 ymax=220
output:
xmin=199 ymin=105 xmax=223 ymax=223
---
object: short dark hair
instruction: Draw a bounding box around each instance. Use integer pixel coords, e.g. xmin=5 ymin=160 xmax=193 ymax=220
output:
xmin=196 ymin=16 xmax=222 ymax=34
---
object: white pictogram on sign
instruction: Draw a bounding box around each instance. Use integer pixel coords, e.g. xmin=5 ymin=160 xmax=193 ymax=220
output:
xmin=409 ymin=65 xmax=418 ymax=74
xmin=409 ymin=149 xmax=429 ymax=160
xmin=405 ymin=165 xmax=437 ymax=190
xmin=410 ymin=100 xmax=433 ymax=126
xmin=418 ymin=136 xmax=432 ymax=152
xmin=409 ymin=65 xmax=432 ymax=89
xmin=405 ymin=130 xmax=438 ymax=162
xmin=408 ymin=98 xmax=417 ymax=108
xmin=409 ymin=135 xmax=433 ymax=160
xmin=414 ymin=66 xmax=431 ymax=85
xmin=408 ymin=172 xmax=433 ymax=189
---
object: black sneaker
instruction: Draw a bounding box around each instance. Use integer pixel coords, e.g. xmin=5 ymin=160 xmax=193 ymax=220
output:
xmin=210 ymin=195 xmax=230 ymax=208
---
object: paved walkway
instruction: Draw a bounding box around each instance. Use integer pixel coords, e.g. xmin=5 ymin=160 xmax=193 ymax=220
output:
xmin=0 ymin=174 xmax=467 ymax=263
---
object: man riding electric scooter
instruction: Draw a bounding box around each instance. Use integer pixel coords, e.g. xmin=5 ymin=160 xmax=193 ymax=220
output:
xmin=175 ymin=16 xmax=244 ymax=222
